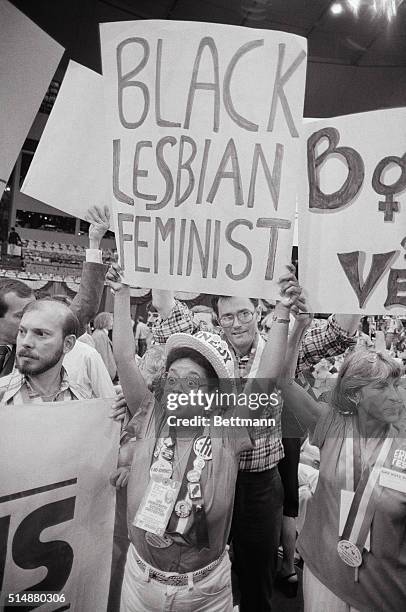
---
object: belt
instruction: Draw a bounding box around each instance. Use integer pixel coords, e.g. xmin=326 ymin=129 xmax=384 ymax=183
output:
xmin=133 ymin=547 xmax=226 ymax=587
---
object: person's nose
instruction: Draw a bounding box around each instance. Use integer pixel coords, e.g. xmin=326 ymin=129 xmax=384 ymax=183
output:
xmin=231 ymin=314 xmax=243 ymax=329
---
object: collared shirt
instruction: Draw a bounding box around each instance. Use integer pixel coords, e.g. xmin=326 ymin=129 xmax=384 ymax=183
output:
xmin=151 ymin=300 xmax=195 ymax=344
xmin=151 ymin=302 xmax=356 ymax=471
xmin=0 ymin=368 xmax=89 ymax=405
xmin=63 ymin=341 xmax=116 ymax=399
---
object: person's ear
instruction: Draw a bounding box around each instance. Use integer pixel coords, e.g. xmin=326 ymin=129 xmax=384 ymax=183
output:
xmin=63 ymin=334 xmax=76 ymax=355
xmin=348 ymin=390 xmax=361 ymax=407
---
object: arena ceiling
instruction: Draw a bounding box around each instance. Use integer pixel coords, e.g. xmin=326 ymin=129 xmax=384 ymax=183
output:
xmin=10 ymin=0 xmax=406 ymax=73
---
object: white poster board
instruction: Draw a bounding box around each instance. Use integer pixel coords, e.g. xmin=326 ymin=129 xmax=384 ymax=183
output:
xmin=0 ymin=0 xmax=64 ymax=198
xmin=100 ymin=20 xmax=307 ymax=298
xmin=0 ymin=399 xmax=119 ymax=611
xmin=21 ymin=61 xmax=109 ymax=222
xmin=299 ymin=108 xmax=406 ymax=314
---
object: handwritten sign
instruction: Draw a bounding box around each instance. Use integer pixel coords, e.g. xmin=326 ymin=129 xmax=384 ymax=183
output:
xmin=100 ymin=20 xmax=307 ymax=298
xmin=0 ymin=0 xmax=64 ymax=198
xmin=22 ymin=61 xmax=109 ymax=222
xmin=299 ymin=108 xmax=406 ymax=314
xmin=0 ymin=399 xmax=119 ymax=611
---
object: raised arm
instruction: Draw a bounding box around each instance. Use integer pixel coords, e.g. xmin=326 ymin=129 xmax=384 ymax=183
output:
xmin=107 ymin=264 xmax=149 ymax=416
xmin=283 ymin=298 xmax=313 ymax=379
xmin=280 ymin=378 xmax=329 ymax=435
xmin=296 ymin=313 xmax=360 ymax=373
xmin=152 ymin=289 xmax=176 ymax=320
xmin=254 ymin=265 xmax=301 ymax=385
xmin=70 ymin=205 xmax=109 ymax=335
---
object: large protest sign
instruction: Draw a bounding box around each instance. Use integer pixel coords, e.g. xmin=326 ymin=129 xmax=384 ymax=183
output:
xmin=100 ymin=20 xmax=307 ymax=298
xmin=299 ymin=108 xmax=406 ymax=314
xmin=21 ymin=61 xmax=109 ymax=222
xmin=0 ymin=399 xmax=119 ymax=611
xmin=0 ymin=0 xmax=64 ymax=199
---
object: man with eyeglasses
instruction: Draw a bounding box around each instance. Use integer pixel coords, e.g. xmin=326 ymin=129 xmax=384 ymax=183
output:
xmin=149 ymin=290 xmax=359 ymax=610
xmin=212 ymin=295 xmax=362 ymax=611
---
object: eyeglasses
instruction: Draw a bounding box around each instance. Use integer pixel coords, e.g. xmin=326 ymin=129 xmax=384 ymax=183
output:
xmin=162 ymin=372 xmax=209 ymax=391
xmin=219 ymin=310 xmax=255 ymax=328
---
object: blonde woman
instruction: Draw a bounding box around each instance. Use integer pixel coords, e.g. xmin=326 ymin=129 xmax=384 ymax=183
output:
xmin=281 ymin=350 xmax=406 ymax=612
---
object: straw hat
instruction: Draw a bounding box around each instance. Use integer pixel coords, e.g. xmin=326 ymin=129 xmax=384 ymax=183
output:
xmin=165 ymin=331 xmax=235 ymax=383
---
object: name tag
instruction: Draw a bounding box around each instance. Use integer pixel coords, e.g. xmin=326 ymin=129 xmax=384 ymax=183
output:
xmin=133 ymin=478 xmax=181 ymax=536
xmin=379 ymin=467 xmax=406 ymax=493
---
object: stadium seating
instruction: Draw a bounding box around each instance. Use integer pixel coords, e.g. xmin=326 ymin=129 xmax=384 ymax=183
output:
xmin=0 ymin=239 xmax=116 ymax=279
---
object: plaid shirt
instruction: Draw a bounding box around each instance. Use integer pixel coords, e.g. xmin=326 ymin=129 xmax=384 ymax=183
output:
xmin=151 ymin=300 xmax=194 ymax=343
xmin=0 ymin=368 xmax=89 ymax=405
xmin=296 ymin=315 xmax=357 ymax=374
xmin=150 ymin=303 xmax=355 ymax=471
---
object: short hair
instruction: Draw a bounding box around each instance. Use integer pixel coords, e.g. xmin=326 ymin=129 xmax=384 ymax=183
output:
xmin=24 ymin=299 xmax=80 ymax=338
xmin=211 ymin=295 xmax=259 ymax=317
xmin=93 ymin=311 xmax=113 ymax=330
xmin=331 ymin=349 xmax=403 ymax=415
xmin=0 ymin=279 xmax=34 ymax=318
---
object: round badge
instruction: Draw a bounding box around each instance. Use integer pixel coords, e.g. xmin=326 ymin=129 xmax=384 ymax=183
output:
xmin=193 ymin=457 xmax=205 ymax=471
xmin=193 ymin=436 xmax=212 ymax=461
xmin=186 ymin=469 xmax=200 ymax=483
xmin=145 ymin=532 xmax=173 ymax=548
xmin=175 ymin=500 xmax=192 ymax=518
xmin=337 ymin=540 xmax=362 ymax=567
xmin=161 ymin=447 xmax=174 ymax=460
xmin=150 ymin=459 xmax=173 ymax=481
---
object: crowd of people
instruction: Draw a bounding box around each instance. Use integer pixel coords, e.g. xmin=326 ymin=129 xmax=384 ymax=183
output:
xmin=0 ymin=206 xmax=405 ymax=612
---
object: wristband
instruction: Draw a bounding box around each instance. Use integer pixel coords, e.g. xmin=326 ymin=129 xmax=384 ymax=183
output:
xmin=272 ymin=315 xmax=290 ymax=324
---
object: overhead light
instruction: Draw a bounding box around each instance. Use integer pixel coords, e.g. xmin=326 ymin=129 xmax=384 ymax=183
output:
xmin=371 ymin=0 xmax=403 ymax=20
xmin=346 ymin=0 xmax=403 ymax=20
xmin=331 ymin=3 xmax=344 ymax=15
xmin=347 ymin=0 xmax=362 ymax=14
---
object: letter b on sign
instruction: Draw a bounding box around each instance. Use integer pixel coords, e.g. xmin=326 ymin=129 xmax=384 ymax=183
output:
xmin=307 ymin=127 xmax=364 ymax=210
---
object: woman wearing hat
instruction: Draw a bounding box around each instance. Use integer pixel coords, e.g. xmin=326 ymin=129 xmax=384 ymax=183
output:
xmin=280 ymin=349 xmax=406 ymax=612
xmin=106 ymin=264 xmax=301 ymax=612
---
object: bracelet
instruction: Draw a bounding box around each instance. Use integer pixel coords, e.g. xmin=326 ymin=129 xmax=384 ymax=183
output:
xmin=272 ymin=315 xmax=290 ymax=324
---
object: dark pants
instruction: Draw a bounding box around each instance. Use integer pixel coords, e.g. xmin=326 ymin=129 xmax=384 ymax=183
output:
xmin=230 ymin=467 xmax=284 ymax=612
xmin=278 ymin=438 xmax=301 ymax=517
xmin=107 ymin=489 xmax=129 ymax=612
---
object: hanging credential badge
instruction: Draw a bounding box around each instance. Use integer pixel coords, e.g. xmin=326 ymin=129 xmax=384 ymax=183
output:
xmin=134 ymin=478 xmax=181 ymax=536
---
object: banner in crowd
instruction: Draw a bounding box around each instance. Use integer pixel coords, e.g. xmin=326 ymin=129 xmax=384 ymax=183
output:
xmin=100 ymin=20 xmax=307 ymax=298
xmin=0 ymin=399 xmax=119 ymax=611
xmin=0 ymin=0 xmax=64 ymax=199
xmin=299 ymin=108 xmax=406 ymax=314
xmin=22 ymin=61 xmax=109 ymax=223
